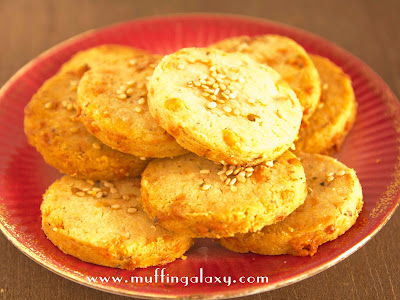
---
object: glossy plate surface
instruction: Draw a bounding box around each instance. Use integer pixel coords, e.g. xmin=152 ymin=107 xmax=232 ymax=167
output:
xmin=0 ymin=14 xmax=399 ymax=299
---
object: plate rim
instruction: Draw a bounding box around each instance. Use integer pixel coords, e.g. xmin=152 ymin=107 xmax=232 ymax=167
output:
xmin=0 ymin=12 xmax=399 ymax=300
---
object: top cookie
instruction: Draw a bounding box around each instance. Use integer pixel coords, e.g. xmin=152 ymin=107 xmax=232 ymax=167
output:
xmin=77 ymin=53 xmax=188 ymax=158
xmin=24 ymin=45 xmax=149 ymax=180
xmin=148 ymin=47 xmax=302 ymax=166
xmin=212 ymin=35 xmax=321 ymax=121
xmin=295 ymin=55 xmax=357 ymax=154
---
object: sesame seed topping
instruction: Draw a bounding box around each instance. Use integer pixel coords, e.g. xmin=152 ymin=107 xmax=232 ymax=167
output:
xmin=126 ymin=80 xmax=135 ymax=86
xmin=238 ymin=75 xmax=245 ymax=83
xmin=337 ymin=170 xmax=346 ymax=176
xmin=122 ymin=195 xmax=130 ymax=200
xmin=103 ymin=182 xmax=114 ymax=188
xmin=266 ymin=161 xmax=274 ymax=167
xmin=70 ymin=127 xmax=79 ymax=133
xmin=111 ymin=204 xmax=121 ymax=209
xmin=230 ymin=186 xmax=238 ymax=192
xmin=86 ymin=180 xmax=95 ymax=185
xmin=220 ymin=174 xmax=227 ymax=181
xmin=327 ymin=175 xmax=334 ymax=182
xmin=53 ymin=227 xmax=58 ymax=232
xmin=129 ymin=59 xmax=136 ymax=66
xmin=127 ymin=207 xmax=137 ymax=214
xmin=193 ymin=81 xmax=201 ymax=87
xmin=207 ymin=102 xmax=217 ymax=109
xmin=233 ymin=108 xmax=240 ymax=115
xmin=200 ymin=169 xmax=210 ymax=174
xmin=92 ymin=143 xmax=101 ymax=150
xmin=66 ymin=103 xmax=73 ymax=111
xmin=135 ymin=107 xmax=142 ymax=113
xmin=226 ymin=169 xmax=233 ymax=176
xmin=95 ymin=192 xmax=103 ymax=198
xmin=225 ymin=178 xmax=231 ymax=185
xmin=202 ymin=184 xmax=212 ymax=191
xmin=245 ymin=167 xmax=254 ymax=172
xmin=236 ymin=176 xmax=246 ymax=183
xmin=76 ymin=191 xmax=85 ymax=197
xmin=126 ymin=88 xmax=134 ymax=95
xmin=202 ymin=92 xmax=211 ymax=97
xmin=140 ymin=157 xmax=146 ymax=160
xmin=327 ymin=172 xmax=335 ymax=176
xmin=44 ymin=102 xmax=53 ymax=109
xmin=178 ymin=64 xmax=185 ymax=70
xmin=217 ymin=170 xmax=225 ymax=175
xmin=138 ymin=98 xmax=145 ymax=105
xmin=117 ymin=94 xmax=127 ymax=100
xmin=110 ymin=187 xmax=118 ymax=194
xmin=248 ymin=99 xmax=256 ymax=104
xmin=229 ymin=178 xmax=237 ymax=186
xmin=223 ymin=106 xmax=232 ymax=113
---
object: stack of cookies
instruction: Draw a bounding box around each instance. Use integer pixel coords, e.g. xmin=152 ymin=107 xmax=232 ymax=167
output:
xmin=24 ymin=35 xmax=363 ymax=270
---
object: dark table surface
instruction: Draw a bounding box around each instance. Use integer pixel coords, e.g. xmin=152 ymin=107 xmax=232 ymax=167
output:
xmin=0 ymin=0 xmax=399 ymax=299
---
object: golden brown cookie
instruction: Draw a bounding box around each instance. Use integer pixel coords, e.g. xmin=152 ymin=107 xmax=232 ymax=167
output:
xmin=212 ymin=34 xmax=321 ymax=121
xmin=295 ymin=55 xmax=357 ymax=154
xmin=24 ymin=45 xmax=149 ymax=180
xmin=77 ymin=54 xmax=188 ymax=157
xmin=41 ymin=176 xmax=193 ymax=269
xmin=219 ymin=153 xmax=363 ymax=256
xmin=141 ymin=151 xmax=307 ymax=238
xmin=148 ymin=47 xmax=302 ymax=166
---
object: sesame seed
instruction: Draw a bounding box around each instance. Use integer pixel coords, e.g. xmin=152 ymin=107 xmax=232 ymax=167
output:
xmin=81 ymin=187 xmax=90 ymax=192
xmin=216 ymin=99 xmax=225 ymax=104
xmin=238 ymin=171 xmax=246 ymax=177
xmin=245 ymin=172 xmax=252 ymax=177
xmin=212 ymin=83 xmax=219 ymax=89
xmin=266 ymin=161 xmax=274 ymax=167
xmin=202 ymin=184 xmax=212 ymax=191
xmin=200 ymin=74 xmax=207 ymax=80
xmin=229 ymin=178 xmax=237 ymax=185
xmin=308 ymin=187 xmax=313 ymax=193
xmin=111 ymin=204 xmax=121 ymax=209
xmin=126 ymin=88 xmax=134 ymax=95
xmin=61 ymin=101 xmax=68 ymax=107
xmin=92 ymin=143 xmax=101 ymax=150
xmin=129 ymin=59 xmax=136 ymax=66
xmin=207 ymin=102 xmax=217 ymax=109
xmin=221 ymin=93 xmax=230 ymax=100
xmin=210 ymin=95 xmax=217 ymax=101
xmin=95 ymin=192 xmax=103 ymax=198
xmin=245 ymin=167 xmax=254 ymax=172
xmin=225 ymin=178 xmax=231 ymax=185
xmin=138 ymin=98 xmax=145 ymax=105
xmin=223 ymin=106 xmax=232 ymax=113
xmin=225 ymin=89 xmax=231 ymax=95
xmin=222 ymin=165 xmax=228 ymax=171
xmin=110 ymin=187 xmax=118 ymax=194
xmin=220 ymin=83 xmax=227 ymax=90
xmin=178 ymin=64 xmax=185 ymax=70
xmin=140 ymin=157 xmax=146 ymax=161
xmin=66 ymin=103 xmax=73 ymax=111
xmin=214 ymin=88 xmax=220 ymax=95
xmin=288 ymin=227 xmax=294 ymax=232
xmin=220 ymin=174 xmax=227 ymax=181
xmin=248 ymin=99 xmax=256 ymax=104
xmin=327 ymin=172 xmax=335 ymax=176
xmin=337 ymin=170 xmax=346 ymax=176
xmin=117 ymin=94 xmax=127 ymax=100
xmin=44 ymin=102 xmax=53 ymax=109
xmin=327 ymin=175 xmax=334 ymax=182
xmin=70 ymin=80 xmax=78 ymax=86
xmin=233 ymin=108 xmax=240 ymax=115
xmin=127 ymin=207 xmax=137 ymax=214
xmin=103 ymin=182 xmax=114 ymax=188
xmin=226 ymin=169 xmax=233 ymax=176
xmin=112 ymin=194 xmax=121 ymax=199
xmin=76 ymin=191 xmax=85 ymax=197
xmin=86 ymin=180 xmax=95 ymax=185
xmin=202 ymin=92 xmax=211 ymax=97
xmin=70 ymin=127 xmax=79 ymax=133
xmin=229 ymin=165 xmax=236 ymax=170
xmin=122 ymin=195 xmax=130 ymax=200
xmin=200 ymin=169 xmax=210 ymax=174
xmin=135 ymin=107 xmax=142 ymax=113
xmin=233 ymin=168 xmax=241 ymax=175
xmin=323 ymin=83 xmax=329 ymax=90
xmin=229 ymin=93 xmax=237 ymax=99
xmin=210 ymin=65 xmax=217 ymax=72
xmin=236 ymin=176 xmax=246 ymax=183
xmin=53 ymin=227 xmax=58 ymax=232
xmin=126 ymin=80 xmax=135 ymax=86
xmin=217 ymin=170 xmax=225 ymax=175
xmin=193 ymin=81 xmax=201 ymax=87
xmin=230 ymin=186 xmax=238 ymax=192
xmin=238 ymin=75 xmax=245 ymax=83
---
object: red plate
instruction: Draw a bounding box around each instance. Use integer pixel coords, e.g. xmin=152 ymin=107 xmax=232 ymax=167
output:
xmin=0 ymin=14 xmax=399 ymax=299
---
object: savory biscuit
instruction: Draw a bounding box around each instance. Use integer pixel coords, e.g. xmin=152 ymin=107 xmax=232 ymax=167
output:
xmin=295 ymin=55 xmax=357 ymax=154
xmin=220 ymin=153 xmax=363 ymax=256
xmin=24 ymin=45 xmax=149 ymax=180
xmin=41 ymin=176 xmax=193 ymax=269
xmin=148 ymin=47 xmax=302 ymax=166
xmin=77 ymin=54 xmax=188 ymax=157
xmin=141 ymin=152 xmax=307 ymax=238
xmin=212 ymin=34 xmax=321 ymax=121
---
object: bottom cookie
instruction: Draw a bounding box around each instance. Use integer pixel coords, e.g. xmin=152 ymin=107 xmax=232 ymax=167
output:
xmin=219 ymin=153 xmax=363 ymax=256
xmin=41 ymin=176 xmax=193 ymax=269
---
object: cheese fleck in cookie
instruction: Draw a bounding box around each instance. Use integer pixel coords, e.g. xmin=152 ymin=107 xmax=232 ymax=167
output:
xmin=141 ymin=151 xmax=307 ymax=238
xmin=148 ymin=47 xmax=302 ymax=166
xmin=41 ymin=176 xmax=193 ymax=269
xmin=24 ymin=45 xmax=149 ymax=180
xmin=295 ymin=55 xmax=357 ymax=154
xmin=212 ymin=35 xmax=321 ymax=121
xmin=220 ymin=153 xmax=363 ymax=256
xmin=77 ymin=54 xmax=188 ymax=157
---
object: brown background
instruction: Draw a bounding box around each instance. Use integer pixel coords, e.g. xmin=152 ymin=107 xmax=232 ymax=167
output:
xmin=0 ymin=0 xmax=399 ymax=299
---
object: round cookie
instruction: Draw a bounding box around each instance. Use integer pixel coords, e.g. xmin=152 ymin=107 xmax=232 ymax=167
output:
xmin=141 ymin=151 xmax=307 ymax=238
xmin=148 ymin=47 xmax=302 ymax=166
xmin=24 ymin=45 xmax=149 ymax=180
xmin=77 ymin=54 xmax=188 ymax=157
xmin=41 ymin=176 xmax=193 ymax=270
xmin=212 ymin=34 xmax=321 ymax=121
xmin=220 ymin=152 xmax=363 ymax=256
xmin=295 ymin=55 xmax=357 ymax=154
